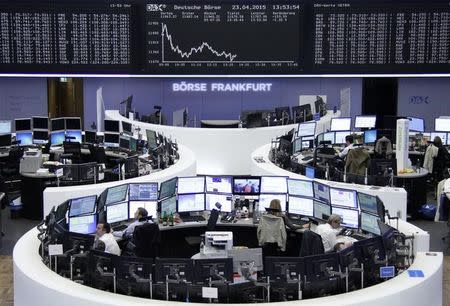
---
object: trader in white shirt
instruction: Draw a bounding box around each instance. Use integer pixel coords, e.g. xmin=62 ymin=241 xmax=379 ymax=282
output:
xmin=315 ymin=214 xmax=351 ymax=252
xmin=95 ymin=223 xmax=121 ymax=256
xmin=113 ymin=207 xmax=150 ymax=239
xmin=338 ymin=135 xmax=354 ymax=159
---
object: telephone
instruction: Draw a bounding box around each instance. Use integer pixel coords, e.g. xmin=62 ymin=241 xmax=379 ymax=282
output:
xmin=339 ymin=228 xmax=354 ymax=236
xmin=222 ymin=212 xmax=235 ymax=223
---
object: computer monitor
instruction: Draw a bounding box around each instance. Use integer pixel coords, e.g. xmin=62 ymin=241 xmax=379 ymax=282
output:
xmin=205 ymin=193 xmax=232 ymax=213
xmin=288 ymin=196 xmax=314 ymax=217
xmin=313 ymin=200 xmax=331 ymax=221
xmin=62 ymin=231 xmax=95 ymax=253
xmin=160 ymin=195 xmax=177 ymax=216
xmin=193 ymin=258 xmax=233 ymax=284
xmin=51 ymin=118 xmax=65 ymax=131
xmin=369 ymin=158 xmax=397 ymax=176
xmin=205 ymin=176 xmax=232 ymax=194
xmin=357 ymin=192 xmax=379 ymax=216
xmin=258 ymin=194 xmax=286 ymax=212
xmin=146 ymin=129 xmax=158 ymax=150
xmin=177 ymin=193 xmax=205 ymax=213
xmin=0 ymin=134 xmax=11 ymax=147
xmin=103 ymin=133 xmax=120 ymax=147
xmin=32 ymin=116 xmax=49 ymax=130
xmin=297 ymin=122 xmax=316 ymax=137
xmin=364 ymin=129 xmax=377 ymax=144
xmin=264 ymin=256 xmax=304 ymax=281
xmin=435 ymin=118 xmax=450 ymax=132
xmin=129 ymin=183 xmax=158 ymax=201
xmin=69 ymin=195 xmax=97 ymax=217
xmin=233 ymin=177 xmax=260 ymax=195
xmin=292 ymin=137 xmax=302 ymax=154
xmin=129 ymin=137 xmax=137 ymax=152
xmin=121 ymin=121 xmax=133 ymax=136
xmin=177 ymin=176 xmax=205 ymax=194
xmin=65 ymin=117 xmax=81 ymax=130
xmin=84 ymin=130 xmax=97 ymax=144
xmin=330 ymin=117 xmax=351 ymax=131
xmin=16 ymin=131 xmax=33 ymax=146
xmin=323 ymin=132 xmax=335 ymax=144
xmin=303 ymin=252 xmax=340 ymax=280
xmin=353 ymin=236 xmax=386 ymax=265
xmin=155 ymin=258 xmax=194 ymax=283
xmin=334 ymin=131 xmax=350 ymax=145
xmin=301 ymin=137 xmax=314 ymax=151
xmin=430 ymin=132 xmax=447 ymax=145
xmin=50 ymin=131 xmax=65 ymax=146
xmin=104 ymin=119 xmax=120 ymax=133
xmin=407 ymin=117 xmax=424 ymax=133
xmin=159 ymin=177 xmax=177 ymax=200
xmin=105 ymin=184 xmax=128 ymax=206
xmin=329 ymin=187 xmax=358 ymax=209
xmin=119 ymin=136 xmax=130 ymax=151
xmin=331 ymin=206 xmax=359 ymax=229
xmin=260 ymin=176 xmax=288 ymax=194
xmin=0 ymin=120 xmax=11 ymax=134
xmin=31 ymin=130 xmax=48 ymax=144
xmin=106 ymin=201 xmax=129 ymax=223
xmin=354 ymin=115 xmax=376 ymax=129
xmin=287 ymin=178 xmax=314 ymax=197
xmin=360 ymin=211 xmax=381 ymax=235
xmin=68 ymin=214 xmax=97 ymax=234
xmin=65 ymin=130 xmax=82 ymax=143
xmin=15 ymin=118 xmax=31 ymax=131
xmin=129 ymin=201 xmax=157 ymax=220
xmin=113 ymin=256 xmax=153 ymax=297
xmin=313 ymin=181 xmax=330 ymax=203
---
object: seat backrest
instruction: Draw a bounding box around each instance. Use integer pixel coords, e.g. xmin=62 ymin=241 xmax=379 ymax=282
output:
xmin=63 ymin=141 xmax=81 ymax=155
xmin=299 ymin=230 xmax=325 ymax=257
xmin=345 ymin=148 xmax=370 ymax=176
xmin=132 ymin=222 xmax=161 ymax=258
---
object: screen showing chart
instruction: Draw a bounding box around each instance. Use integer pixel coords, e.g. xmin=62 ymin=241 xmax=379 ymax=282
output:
xmin=331 ymin=206 xmax=359 ymax=229
xmin=354 ymin=116 xmax=376 ymax=129
xmin=360 ymin=211 xmax=381 ymax=235
xmin=69 ymin=195 xmax=97 ymax=217
xmin=288 ymin=196 xmax=313 ymax=217
xmin=205 ymin=176 xmax=232 ymax=194
xmin=287 ymin=178 xmax=314 ymax=197
xmin=129 ymin=183 xmax=158 ymax=201
xmin=260 ymin=176 xmax=287 ymax=194
xmin=329 ymin=187 xmax=358 ymax=209
xmin=313 ymin=181 xmax=330 ymax=203
xmin=358 ymin=192 xmax=378 ymax=215
xmin=69 ymin=214 xmax=97 ymax=234
xmin=106 ymin=184 xmax=128 ymax=205
xmin=330 ymin=118 xmax=351 ymax=131
xmin=144 ymin=3 xmax=303 ymax=74
xmin=177 ymin=176 xmax=205 ymax=194
xmin=297 ymin=122 xmax=316 ymax=137
xmin=205 ymin=193 xmax=232 ymax=213
xmin=258 ymin=194 xmax=286 ymax=212
xmin=313 ymin=200 xmax=331 ymax=220
xmin=106 ymin=201 xmax=129 ymax=224
xmin=177 ymin=193 xmax=205 ymax=213
xmin=160 ymin=196 xmax=177 ymax=216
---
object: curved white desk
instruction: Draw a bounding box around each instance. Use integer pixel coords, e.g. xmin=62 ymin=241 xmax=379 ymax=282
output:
xmin=13 ymin=228 xmax=442 ymax=306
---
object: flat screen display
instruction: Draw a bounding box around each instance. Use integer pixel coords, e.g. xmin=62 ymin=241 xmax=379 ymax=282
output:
xmin=50 ymin=131 xmax=66 ymax=146
xmin=313 ymin=200 xmax=331 ymax=221
xmin=85 ymin=131 xmax=97 ymax=144
xmin=331 ymin=206 xmax=359 ymax=229
xmin=159 ymin=177 xmax=177 ymax=199
xmin=205 ymin=176 xmax=232 ymax=194
xmin=106 ymin=201 xmax=129 ymax=224
xmin=177 ymin=193 xmax=205 ymax=213
xmin=334 ymin=131 xmax=350 ymax=144
xmin=297 ymin=122 xmax=316 ymax=137
xmin=32 ymin=117 xmax=49 ymax=130
xmin=358 ymin=192 xmax=378 ymax=215
xmin=65 ymin=117 xmax=81 ymax=130
xmin=146 ymin=129 xmax=158 ymax=149
xmin=205 ymin=193 xmax=232 ymax=213
xmin=287 ymin=178 xmax=314 ymax=197
xmin=233 ymin=177 xmax=260 ymax=195
xmin=329 ymin=187 xmax=358 ymax=209
xmin=258 ymin=194 xmax=286 ymax=212
xmin=105 ymin=184 xmax=128 ymax=205
xmin=16 ymin=131 xmax=33 ymax=146
xmin=103 ymin=133 xmax=120 ymax=147
xmin=119 ymin=136 xmax=130 ymax=150
xmin=360 ymin=211 xmax=381 ymax=235
xmin=435 ymin=118 xmax=450 ymax=132
xmin=32 ymin=130 xmax=48 ymax=144
xmin=260 ymin=176 xmax=287 ymax=194
xmin=364 ymin=129 xmax=377 ymax=144
xmin=69 ymin=214 xmax=97 ymax=234
xmin=65 ymin=130 xmax=82 ymax=143
xmin=292 ymin=137 xmax=302 ymax=153
xmin=305 ymin=166 xmax=315 ymax=179
xmin=0 ymin=120 xmax=11 ymax=134
xmin=69 ymin=195 xmax=97 ymax=217
xmin=313 ymin=181 xmax=330 ymax=203
xmin=288 ymin=196 xmax=313 ymax=217
xmin=177 ymin=176 xmax=205 ymax=194
xmin=430 ymin=132 xmax=447 ymax=145
xmin=129 ymin=183 xmax=158 ymax=201
xmin=323 ymin=131 xmax=335 ymax=143
xmin=160 ymin=196 xmax=177 ymax=216
xmin=354 ymin=116 xmax=376 ymax=129
xmin=122 ymin=121 xmax=133 ymax=135
xmin=408 ymin=117 xmax=424 ymax=133
xmin=129 ymin=201 xmax=157 ymax=220
xmin=104 ymin=120 xmax=120 ymax=133
xmin=330 ymin=118 xmax=351 ymax=131
xmin=0 ymin=134 xmax=11 ymax=147
xmin=51 ymin=118 xmax=65 ymax=131
xmin=15 ymin=118 xmax=31 ymax=131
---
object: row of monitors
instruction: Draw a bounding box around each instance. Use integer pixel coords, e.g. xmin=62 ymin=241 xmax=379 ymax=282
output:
xmin=104 ymin=119 xmax=133 ymax=136
xmin=8 ymin=117 xmax=82 ymax=132
xmin=421 ymin=132 xmax=450 ymax=146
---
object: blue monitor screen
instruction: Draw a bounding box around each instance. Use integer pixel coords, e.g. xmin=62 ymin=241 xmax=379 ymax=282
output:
xmin=364 ymin=129 xmax=377 ymax=144
xmin=129 ymin=183 xmax=158 ymax=201
xmin=50 ymin=131 xmax=66 ymax=146
xmin=0 ymin=120 xmax=11 ymax=134
xmin=408 ymin=117 xmax=424 ymax=133
xmin=65 ymin=130 xmax=82 ymax=143
xmin=69 ymin=214 xmax=97 ymax=234
xmin=331 ymin=206 xmax=359 ymax=229
xmin=305 ymin=166 xmax=315 ymax=179
xmin=16 ymin=131 xmax=33 ymax=146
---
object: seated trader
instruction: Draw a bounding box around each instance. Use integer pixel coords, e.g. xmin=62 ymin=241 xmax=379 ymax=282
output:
xmin=95 ymin=223 xmax=121 ymax=256
xmin=338 ymin=135 xmax=354 ymax=159
xmin=315 ymin=214 xmax=352 ymax=252
xmin=113 ymin=207 xmax=150 ymax=239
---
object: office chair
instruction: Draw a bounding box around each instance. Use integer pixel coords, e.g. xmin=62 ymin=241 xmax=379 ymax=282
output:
xmin=257 ymin=214 xmax=287 ymax=258
xmin=132 ymin=222 xmax=161 ymax=258
xmin=63 ymin=141 xmax=82 ymax=164
xmin=299 ymin=230 xmax=324 ymax=257
xmin=374 ymin=136 xmax=393 ymax=159
xmin=345 ymin=148 xmax=370 ymax=184
xmin=0 ymin=146 xmax=23 ymax=177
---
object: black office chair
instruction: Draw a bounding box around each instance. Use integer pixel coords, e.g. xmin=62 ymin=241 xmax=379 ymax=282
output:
xmin=299 ymin=230 xmax=325 ymax=257
xmin=0 ymin=146 xmax=23 ymax=178
xmin=63 ymin=141 xmax=82 ymax=164
xmin=132 ymin=222 xmax=161 ymax=258
xmin=206 ymin=208 xmax=219 ymax=231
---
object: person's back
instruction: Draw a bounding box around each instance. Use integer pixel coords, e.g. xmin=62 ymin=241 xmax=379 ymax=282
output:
xmin=257 ymin=213 xmax=287 ymax=251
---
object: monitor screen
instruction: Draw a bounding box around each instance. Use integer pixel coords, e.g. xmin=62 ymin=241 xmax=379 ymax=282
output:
xmin=288 ymin=196 xmax=313 ymax=217
xmin=177 ymin=176 xmax=205 ymax=194
xmin=330 ymin=118 xmax=351 ymax=131
xmin=265 ymin=257 xmax=304 ymax=282
xmin=354 ymin=115 xmax=376 ymax=129
xmin=177 ymin=193 xmax=205 ymax=213
xmin=32 ymin=130 xmax=49 ymax=144
xmin=313 ymin=200 xmax=331 ymax=221
xmin=364 ymin=129 xmax=377 ymax=144
xmin=334 ymin=131 xmax=350 ymax=144
xmin=146 ymin=129 xmax=158 ymax=149
xmin=260 ymin=176 xmax=288 ymax=194
xmin=193 ymin=258 xmax=234 ymax=284
xmin=297 ymin=122 xmax=316 ymax=137
xmin=119 ymin=136 xmax=130 ymax=150
xmin=50 ymin=131 xmax=66 ymax=146
xmin=16 ymin=131 xmax=33 ymax=146
xmin=106 ymin=201 xmax=129 ymax=224
xmin=0 ymin=134 xmax=11 ymax=147
xmin=205 ymin=193 xmax=232 ymax=213
xmin=313 ymin=181 xmax=330 ymax=203
xmin=292 ymin=137 xmax=302 ymax=153
xmin=0 ymin=120 xmax=11 ymax=134
xmin=329 ymin=187 xmax=358 ymax=209
xmin=287 ymin=178 xmax=314 ymax=197
xmin=205 ymin=176 xmax=232 ymax=194
xmin=360 ymin=211 xmax=381 ymax=235
xmin=435 ymin=118 xmax=450 ymax=132
xmin=331 ymin=206 xmax=359 ymax=229
xmin=65 ymin=118 xmax=81 ymax=130
xmin=85 ymin=131 xmax=97 ymax=144
xmin=15 ymin=118 xmax=31 ymax=131
xmin=407 ymin=117 xmax=424 ymax=133
xmin=233 ymin=177 xmax=260 ymax=195
xmin=129 ymin=201 xmax=157 ymax=220
xmin=358 ymin=192 xmax=378 ymax=215
xmin=122 ymin=121 xmax=133 ymax=135
xmin=105 ymin=184 xmax=128 ymax=205
xmin=65 ymin=130 xmax=82 ymax=143
xmin=258 ymin=194 xmax=286 ymax=212
xmin=323 ymin=131 xmax=335 ymax=144
xmin=32 ymin=116 xmax=49 ymax=130
xmin=159 ymin=177 xmax=177 ymax=200
xmin=160 ymin=196 xmax=177 ymax=216
xmin=430 ymin=132 xmax=447 ymax=145
xmin=129 ymin=183 xmax=158 ymax=201
xmin=69 ymin=214 xmax=97 ymax=234
xmin=129 ymin=137 xmax=137 ymax=152
xmin=69 ymin=195 xmax=97 ymax=217
xmin=51 ymin=118 xmax=65 ymax=131
xmin=104 ymin=133 xmax=120 ymax=147
xmin=104 ymin=119 xmax=120 ymax=133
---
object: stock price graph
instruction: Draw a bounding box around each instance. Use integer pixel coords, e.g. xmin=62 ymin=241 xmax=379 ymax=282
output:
xmin=145 ymin=3 xmax=303 ymax=74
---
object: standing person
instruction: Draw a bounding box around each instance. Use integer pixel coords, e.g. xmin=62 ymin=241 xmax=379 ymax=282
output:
xmin=95 ymin=223 xmax=121 ymax=255
xmin=113 ymin=207 xmax=150 ymax=239
xmin=315 ymin=214 xmax=351 ymax=252
xmin=338 ymin=135 xmax=354 ymax=159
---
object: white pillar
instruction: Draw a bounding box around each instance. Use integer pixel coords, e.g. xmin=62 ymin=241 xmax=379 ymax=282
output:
xmin=396 ymin=118 xmax=410 ymax=174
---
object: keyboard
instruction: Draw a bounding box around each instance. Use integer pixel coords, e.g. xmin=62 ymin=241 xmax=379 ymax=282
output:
xmin=112 ymin=224 xmax=128 ymax=232
xmin=182 ymin=215 xmax=206 ymax=222
xmin=350 ymin=233 xmax=367 ymax=241
xmin=290 ymin=218 xmax=308 ymax=226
